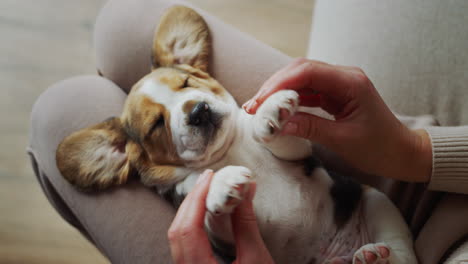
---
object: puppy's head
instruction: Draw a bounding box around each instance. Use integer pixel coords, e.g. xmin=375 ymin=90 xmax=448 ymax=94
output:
xmin=56 ymin=6 xmax=237 ymax=191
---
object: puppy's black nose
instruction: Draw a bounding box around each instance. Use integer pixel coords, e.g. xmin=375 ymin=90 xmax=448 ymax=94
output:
xmin=189 ymin=102 xmax=211 ymax=126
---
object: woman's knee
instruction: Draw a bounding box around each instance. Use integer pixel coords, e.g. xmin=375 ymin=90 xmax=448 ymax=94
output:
xmin=443 ymin=238 xmax=468 ymax=263
xmin=93 ymin=0 xmax=291 ymax=103
xmin=29 ymin=75 xmax=126 ymax=171
xmin=94 ymin=0 xmax=177 ymax=92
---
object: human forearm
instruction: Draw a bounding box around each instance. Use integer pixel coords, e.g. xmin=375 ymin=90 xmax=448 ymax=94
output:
xmin=366 ymin=125 xmax=432 ymax=183
xmin=390 ymin=128 xmax=433 ymax=183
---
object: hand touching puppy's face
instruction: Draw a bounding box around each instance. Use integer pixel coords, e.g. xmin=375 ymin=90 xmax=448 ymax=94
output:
xmin=56 ymin=6 xmax=237 ymax=191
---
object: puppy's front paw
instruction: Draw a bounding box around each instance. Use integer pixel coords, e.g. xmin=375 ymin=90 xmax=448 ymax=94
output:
xmin=353 ymin=243 xmax=392 ymax=264
xmin=206 ymin=166 xmax=253 ymax=215
xmin=253 ymin=90 xmax=299 ymax=143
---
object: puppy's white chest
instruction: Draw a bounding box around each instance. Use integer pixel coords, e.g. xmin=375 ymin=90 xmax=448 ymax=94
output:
xmin=217 ymin=133 xmax=336 ymax=261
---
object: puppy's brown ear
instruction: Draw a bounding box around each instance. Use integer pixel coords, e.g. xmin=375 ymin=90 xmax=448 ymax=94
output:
xmin=152 ymin=5 xmax=210 ymax=72
xmin=56 ymin=117 xmax=133 ymax=191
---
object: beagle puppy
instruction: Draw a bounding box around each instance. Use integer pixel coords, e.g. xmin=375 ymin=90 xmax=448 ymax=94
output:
xmin=56 ymin=6 xmax=421 ymax=264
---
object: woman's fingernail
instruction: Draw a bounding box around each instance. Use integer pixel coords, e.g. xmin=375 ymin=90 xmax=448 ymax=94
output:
xmin=282 ymin=122 xmax=298 ymax=134
xmin=196 ymin=169 xmax=213 ymax=184
xmin=243 ymin=99 xmax=256 ymax=114
xmin=245 ymin=99 xmax=258 ymax=113
xmin=248 ymin=98 xmax=256 ymax=107
xmin=242 ymin=100 xmax=251 ymax=110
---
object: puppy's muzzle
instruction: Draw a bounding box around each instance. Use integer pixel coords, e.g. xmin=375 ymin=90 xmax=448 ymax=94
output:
xmin=188 ymin=101 xmax=212 ymax=126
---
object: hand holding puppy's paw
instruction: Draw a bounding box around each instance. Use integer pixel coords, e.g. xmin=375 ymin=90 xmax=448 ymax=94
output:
xmin=206 ymin=166 xmax=253 ymax=215
xmin=253 ymin=90 xmax=299 ymax=143
xmin=353 ymin=243 xmax=392 ymax=264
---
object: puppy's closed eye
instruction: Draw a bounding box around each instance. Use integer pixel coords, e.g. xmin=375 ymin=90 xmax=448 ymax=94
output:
xmin=149 ymin=116 xmax=165 ymax=135
xmin=182 ymin=77 xmax=189 ymax=88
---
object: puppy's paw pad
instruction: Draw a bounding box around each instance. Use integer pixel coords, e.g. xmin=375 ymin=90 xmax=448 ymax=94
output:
xmin=353 ymin=243 xmax=391 ymax=264
xmin=376 ymin=246 xmax=390 ymax=258
xmin=254 ymin=90 xmax=299 ymax=143
xmin=206 ymin=166 xmax=253 ymax=215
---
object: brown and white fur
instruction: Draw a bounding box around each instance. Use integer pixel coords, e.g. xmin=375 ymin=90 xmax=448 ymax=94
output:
xmin=56 ymin=6 xmax=433 ymax=264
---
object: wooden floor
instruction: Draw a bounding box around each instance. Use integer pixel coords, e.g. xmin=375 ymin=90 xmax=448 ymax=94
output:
xmin=0 ymin=0 xmax=313 ymax=263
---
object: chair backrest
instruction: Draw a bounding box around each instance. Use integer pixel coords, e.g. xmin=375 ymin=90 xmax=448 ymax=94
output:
xmin=308 ymin=0 xmax=468 ymax=126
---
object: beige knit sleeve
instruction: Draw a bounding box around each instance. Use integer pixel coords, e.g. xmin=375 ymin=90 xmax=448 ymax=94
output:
xmin=425 ymin=126 xmax=468 ymax=194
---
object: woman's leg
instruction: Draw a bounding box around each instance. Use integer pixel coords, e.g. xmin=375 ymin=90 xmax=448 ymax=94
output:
xmin=416 ymin=194 xmax=468 ymax=264
xmin=28 ymin=76 xmax=176 ymax=263
xmin=94 ymin=0 xmax=291 ymax=103
xmin=29 ymin=0 xmax=294 ymax=262
xmin=444 ymin=239 xmax=468 ymax=264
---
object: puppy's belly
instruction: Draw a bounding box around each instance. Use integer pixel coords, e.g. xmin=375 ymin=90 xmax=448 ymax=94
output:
xmin=316 ymin=201 xmax=370 ymax=263
xmin=257 ymin=198 xmax=370 ymax=264
xmin=249 ymin=161 xmax=369 ymax=263
xmin=251 ymin=165 xmax=337 ymax=263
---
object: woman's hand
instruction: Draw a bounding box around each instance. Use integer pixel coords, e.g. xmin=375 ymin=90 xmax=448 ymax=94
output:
xmin=243 ymin=58 xmax=432 ymax=183
xmin=168 ymin=170 xmax=275 ymax=264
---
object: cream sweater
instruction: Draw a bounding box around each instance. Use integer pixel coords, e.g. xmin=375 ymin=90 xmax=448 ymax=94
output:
xmin=426 ymin=127 xmax=468 ymax=194
xmin=308 ymin=1 xmax=468 ymax=260
xmin=309 ymin=0 xmax=468 ymax=196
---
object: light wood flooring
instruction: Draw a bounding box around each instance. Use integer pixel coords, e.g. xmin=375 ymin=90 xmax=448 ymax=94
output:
xmin=0 ymin=0 xmax=313 ymax=263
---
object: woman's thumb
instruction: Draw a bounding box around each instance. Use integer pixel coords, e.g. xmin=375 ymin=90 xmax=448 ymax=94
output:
xmin=281 ymin=112 xmax=335 ymax=143
xmin=231 ymin=183 xmax=275 ymax=263
xmin=231 ymin=183 xmax=264 ymax=249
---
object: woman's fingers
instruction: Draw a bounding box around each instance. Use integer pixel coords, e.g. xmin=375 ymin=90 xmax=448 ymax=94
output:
xmin=297 ymin=88 xmax=322 ymax=107
xmin=168 ymin=174 xmax=276 ymax=263
xmin=281 ymin=112 xmax=337 ymax=144
xmin=232 ymin=183 xmax=262 ymax=247
xmin=244 ymin=59 xmax=355 ymax=114
xmin=169 ymin=170 xmax=212 ymax=230
xmin=242 ymin=60 xmax=306 ymax=113
xmin=168 ymin=170 xmax=217 ymax=264
xmin=242 ymin=60 xmax=302 ymax=112
xmin=232 ymin=183 xmax=275 ymax=264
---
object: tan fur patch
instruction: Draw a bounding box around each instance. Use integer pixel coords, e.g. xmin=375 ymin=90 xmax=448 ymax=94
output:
xmin=125 ymin=141 xmax=179 ymax=186
xmin=135 ymin=66 xmax=226 ymax=98
xmin=56 ymin=118 xmax=131 ymax=191
xmin=175 ymin=64 xmax=225 ymax=96
xmin=123 ymin=94 xmax=182 ymax=166
xmin=152 ymin=6 xmax=210 ymax=72
xmin=158 ymin=70 xmax=188 ymax=92
xmin=140 ymin=165 xmax=177 ymax=186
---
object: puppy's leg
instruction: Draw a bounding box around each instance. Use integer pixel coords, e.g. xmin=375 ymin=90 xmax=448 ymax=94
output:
xmin=252 ymin=90 xmax=312 ymax=160
xmin=353 ymin=188 xmax=417 ymax=264
xmin=204 ymin=166 xmax=254 ymax=257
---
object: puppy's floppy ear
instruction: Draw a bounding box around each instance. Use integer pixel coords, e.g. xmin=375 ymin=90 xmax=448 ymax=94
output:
xmin=56 ymin=117 xmax=133 ymax=191
xmin=152 ymin=5 xmax=210 ymax=72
